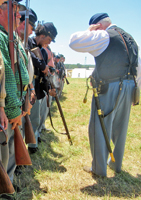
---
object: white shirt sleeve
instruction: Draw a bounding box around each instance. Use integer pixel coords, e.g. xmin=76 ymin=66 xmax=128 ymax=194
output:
xmin=69 ymin=29 xmax=110 ymax=57
xmin=136 ymin=55 xmax=141 ymax=89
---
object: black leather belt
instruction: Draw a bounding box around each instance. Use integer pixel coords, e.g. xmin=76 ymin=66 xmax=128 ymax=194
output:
xmin=97 ymin=75 xmax=134 ymax=85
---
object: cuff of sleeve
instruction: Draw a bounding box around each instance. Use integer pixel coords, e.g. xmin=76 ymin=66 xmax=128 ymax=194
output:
xmin=5 ymin=107 xmax=21 ymax=120
xmin=0 ymin=99 xmax=5 ymax=107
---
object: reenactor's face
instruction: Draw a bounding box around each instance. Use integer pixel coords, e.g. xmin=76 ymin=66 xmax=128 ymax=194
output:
xmin=28 ymin=24 xmax=33 ymax=36
xmin=42 ymin=35 xmax=52 ymax=46
xmin=13 ymin=5 xmax=21 ymax=29
xmin=0 ymin=0 xmax=5 ymax=5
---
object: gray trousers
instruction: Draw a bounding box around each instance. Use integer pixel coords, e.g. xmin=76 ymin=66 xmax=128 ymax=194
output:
xmin=0 ymin=123 xmax=16 ymax=183
xmin=29 ymin=96 xmax=48 ymax=148
xmin=38 ymin=95 xmax=52 ymax=132
xmin=89 ymin=80 xmax=134 ymax=176
xmin=0 ymin=130 xmax=9 ymax=170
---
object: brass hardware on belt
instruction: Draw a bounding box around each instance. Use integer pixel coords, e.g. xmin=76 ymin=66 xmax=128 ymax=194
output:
xmin=33 ymin=75 xmax=38 ymax=79
xmin=24 ymin=85 xmax=28 ymax=91
xmin=40 ymin=77 xmax=43 ymax=83
xmin=97 ymin=109 xmax=102 ymax=115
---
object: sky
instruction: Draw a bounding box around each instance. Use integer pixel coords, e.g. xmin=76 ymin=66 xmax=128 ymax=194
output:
xmin=23 ymin=0 xmax=141 ymax=65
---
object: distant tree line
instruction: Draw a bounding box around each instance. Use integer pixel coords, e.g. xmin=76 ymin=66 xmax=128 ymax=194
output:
xmin=65 ymin=63 xmax=95 ymax=69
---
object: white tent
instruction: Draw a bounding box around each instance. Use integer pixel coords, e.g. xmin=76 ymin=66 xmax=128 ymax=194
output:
xmin=71 ymin=68 xmax=94 ymax=78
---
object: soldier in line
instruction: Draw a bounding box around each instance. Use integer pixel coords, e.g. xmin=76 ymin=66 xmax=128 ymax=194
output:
xmin=38 ymin=45 xmax=55 ymax=133
xmin=27 ymin=22 xmax=57 ymax=154
xmin=0 ymin=0 xmax=30 ymax=198
xmin=16 ymin=9 xmax=37 ymax=138
xmin=58 ymin=54 xmax=66 ymax=97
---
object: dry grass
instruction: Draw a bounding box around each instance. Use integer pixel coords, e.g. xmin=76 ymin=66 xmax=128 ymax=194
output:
xmin=14 ymin=78 xmax=141 ymax=200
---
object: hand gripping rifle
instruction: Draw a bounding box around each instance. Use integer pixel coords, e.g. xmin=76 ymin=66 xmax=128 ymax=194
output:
xmin=0 ymin=125 xmax=15 ymax=194
xmin=31 ymin=47 xmax=73 ymax=145
xmin=8 ymin=0 xmax=32 ymax=165
xmin=23 ymin=0 xmax=36 ymax=145
xmin=83 ymin=76 xmax=115 ymax=162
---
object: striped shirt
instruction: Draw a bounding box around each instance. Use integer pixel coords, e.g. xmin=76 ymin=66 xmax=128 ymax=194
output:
xmin=0 ymin=25 xmax=29 ymax=119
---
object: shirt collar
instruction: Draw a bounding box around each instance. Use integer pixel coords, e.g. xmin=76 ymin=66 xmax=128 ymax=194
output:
xmin=106 ymin=24 xmax=117 ymax=31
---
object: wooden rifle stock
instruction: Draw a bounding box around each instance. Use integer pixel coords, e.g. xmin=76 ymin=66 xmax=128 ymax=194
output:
xmin=14 ymin=126 xmax=32 ymax=165
xmin=0 ymin=126 xmax=15 ymax=194
xmin=24 ymin=115 xmax=36 ymax=144
xmin=8 ymin=0 xmax=32 ymax=165
xmin=0 ymin=161 xmax=15 ymax=195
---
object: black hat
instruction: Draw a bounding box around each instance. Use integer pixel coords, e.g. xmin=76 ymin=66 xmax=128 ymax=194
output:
xmin=89 ymin=13 xmax=109 ymax=25
xmin=3 ymin=0 xmax=26 ymax=11
xmin=55 ymin=55 xmax=60 ymax=59
xmin=43 ymin=22 xmax=57 ymax=42
xmin=59 ymin=54 xmax=63 ymax=58
xmin=19 ymin=9 xmax=37 ymax=30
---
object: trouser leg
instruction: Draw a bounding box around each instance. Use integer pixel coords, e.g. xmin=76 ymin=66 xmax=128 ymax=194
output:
xmin=38 ymin=95 xmax=48 ymax=135
xmin=88 ymin=81 xmax=132 ymax=176
xmin=28 ymin=100 xmax=40 ymax=148
xmin=89 ymin=96 xmax=112 ymax=176
xmin=108 ymin=80 xmax=134 ymax=172
xmin=0 ymin=130 xmax=9 ymax=170
xmin=7 ymin=123 xmax=15 ymax=183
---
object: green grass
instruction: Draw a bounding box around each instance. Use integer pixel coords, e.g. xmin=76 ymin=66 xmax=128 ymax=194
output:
xmin=14 ymin=78 xmax=141 ymax=200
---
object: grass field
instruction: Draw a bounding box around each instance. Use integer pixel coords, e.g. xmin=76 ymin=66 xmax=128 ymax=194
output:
xmin=14 ymin=78 xmax=141 ymax=200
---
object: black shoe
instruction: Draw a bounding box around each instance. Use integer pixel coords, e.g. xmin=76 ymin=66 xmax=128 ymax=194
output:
xmin=28 ymin=147 xmax=39 ymax=154
xmin=0 ymin=193 xmax=15 ymax=200
xmin=38 ymin=137 xmax=42 ymax=143
xmin=14 ymin=168 xmax=22 ymax=176
xmin=13 ymin=184 xmax=21 ymax=193
xmin=38 ymin=137 xmax=46 ymax=143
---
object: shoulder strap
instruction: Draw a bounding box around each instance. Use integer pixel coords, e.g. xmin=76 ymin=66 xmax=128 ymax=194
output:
xmin=115 ymin=29 xmax=137 ymax=87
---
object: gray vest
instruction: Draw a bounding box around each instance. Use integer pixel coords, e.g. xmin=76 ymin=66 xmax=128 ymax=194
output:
xmin=93 ymin=27 xmax=138 ymax=81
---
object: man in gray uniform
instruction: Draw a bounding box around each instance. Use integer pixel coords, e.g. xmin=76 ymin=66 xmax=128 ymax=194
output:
xmin=69 ymin=13 xmax=139 ymax=176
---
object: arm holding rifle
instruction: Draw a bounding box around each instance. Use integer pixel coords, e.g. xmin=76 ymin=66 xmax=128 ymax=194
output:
xmin=0 ymin=50 xmax=8 ymax=130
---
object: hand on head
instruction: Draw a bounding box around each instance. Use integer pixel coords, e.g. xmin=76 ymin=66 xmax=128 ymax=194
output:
xmin=88 ymin=24 xmax=101 ymax=31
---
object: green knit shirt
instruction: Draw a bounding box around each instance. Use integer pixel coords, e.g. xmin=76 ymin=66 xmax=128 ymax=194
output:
xmin=0 ymin=25 xmax=29 ymax=119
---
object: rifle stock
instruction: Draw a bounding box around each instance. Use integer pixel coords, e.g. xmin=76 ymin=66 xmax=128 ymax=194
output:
xmin=0 ymin=160 xmax=15 ymax=195
xmin=24 ymin=115 xmax=36 ymax=144
xmin=14 ymin=126 xmax=32 ymax=165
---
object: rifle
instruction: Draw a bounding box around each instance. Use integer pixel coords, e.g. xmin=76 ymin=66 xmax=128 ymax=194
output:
xmin=8 ymin=0 xmax=32 ymax=165
xmin=48 ymin=74 xmax=73 ymax=145
xmin=0 ymin=125 xmax=15 ymax=194
xmin=31 ymin=47 xmax=73 ymax=145
xmin=23 ymin=0 xmax=36 ymax=145
xmin=64 ymin=77 xmax=70 ymax=85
